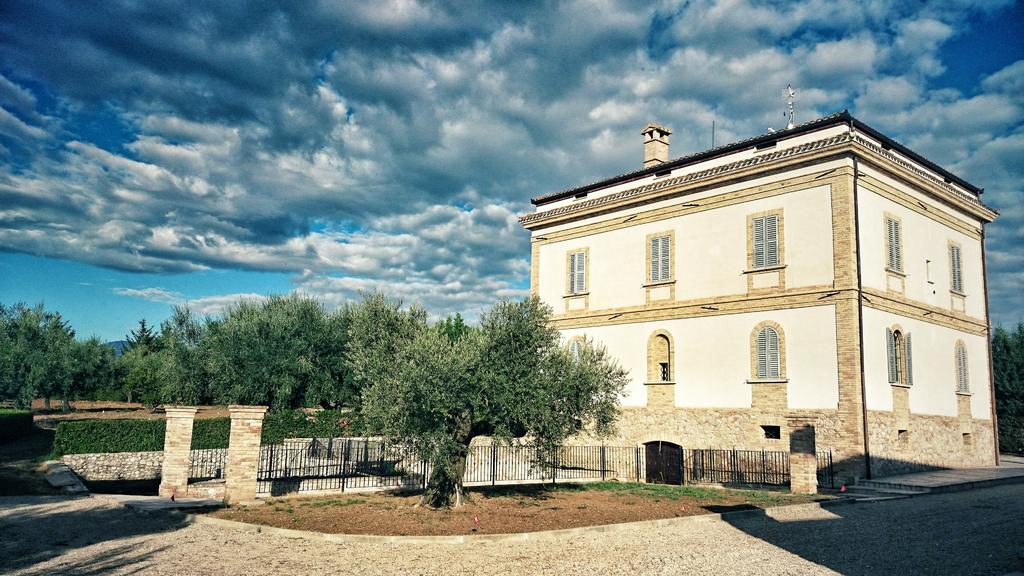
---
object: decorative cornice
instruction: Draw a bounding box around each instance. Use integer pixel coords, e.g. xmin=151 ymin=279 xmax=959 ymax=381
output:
xmin=520 ymin=132 xmax=995 ymax=229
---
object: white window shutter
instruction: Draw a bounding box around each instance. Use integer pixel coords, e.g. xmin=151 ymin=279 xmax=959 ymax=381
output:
xmin=576 ymin=251 xmax=586 ymax=292
xmin=756 ymin=329 xmax=768 ymax=378
xmin=649 ymin=238 xmax=659 ymax=282
xmin=765 ymin=215 xmax=778 ymax=266
xmin=659 ymin=236 xmax=670 ymax=281
xmin=951 ymin=245 xmax=963 ymax=292
xmin=886 ymin=328 xmax=897 ymax=383
xmin=767 ymin=328 xmax=780 ymax=378
xmin=753 ymin=217 xmax=766 ymax=268
xmin=569 ymin=253 xmax=577 ymax=293
xmin=957 ymin=345 xmax=969 ymax=393
xmin=904 ymin=333 xmax=913 ymax=386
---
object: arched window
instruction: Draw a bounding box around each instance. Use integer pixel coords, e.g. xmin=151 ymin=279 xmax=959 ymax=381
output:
xmin=756 ymin=326 xmax=781 ymax=379
xmin=647 ymin=332 xmax=672 ymax=382
xmin=887 ymin=327 xmax=913 ymax=386
xmin=569 ymin=339 xmax=584 ymax=363
xmin=955 ymin=342 xmax=969 ymax=393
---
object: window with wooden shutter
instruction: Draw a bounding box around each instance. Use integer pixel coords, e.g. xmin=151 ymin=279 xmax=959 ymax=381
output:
xmin=904 ymin=332 xmax=913 ymax=386
xmin=568 ymin=251 xmax=586 ymax=294
xmin=649 ymin=235 xmax=671 ymax=282
xmin=956 ymin=343 xmax=969 ymax=393
xmin=888 ymin=328 xmax=907 ymax=385
xmin=756 ymin=326 xmax=780 ymax=379
xmin=886 ymin=217 xmax=902 ymax=271
xmin=950 ymin=244 xmax=963 ymax=293
xmin=570 ymin=340 xmax=583 ymax=362
xmin=764 ymin=215 xmax=779 ymax=266
xmin=751 ymin=215 xmax=779 ymax=268
xmin=886 ymin=328 xmax=897 ymax=383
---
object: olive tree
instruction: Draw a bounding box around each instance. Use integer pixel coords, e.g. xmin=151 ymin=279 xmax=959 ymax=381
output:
xmin=358 ymin=296 xmax=628 ymax=508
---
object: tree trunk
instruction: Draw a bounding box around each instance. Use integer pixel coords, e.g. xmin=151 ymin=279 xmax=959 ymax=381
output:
xmin=61 ymin=397 xmax=71 ymax=412
xmin=421 ymin=444 xmax=469 ymax=508
xmin=43 ymin=397 xmax=51 ymax=411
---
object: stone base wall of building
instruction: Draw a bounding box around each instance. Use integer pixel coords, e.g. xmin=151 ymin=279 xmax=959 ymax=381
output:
xmin=866 ymin=411 xmax=995 ymax=477
xmin=589 ymin=406 xmax=841 ymax=451
xmin=62 ymin=451 xmax=163 ymax=481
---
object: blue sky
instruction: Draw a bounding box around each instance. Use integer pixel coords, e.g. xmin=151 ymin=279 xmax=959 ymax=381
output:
xmin=0 ymin=0 xmax=1022 ymax=342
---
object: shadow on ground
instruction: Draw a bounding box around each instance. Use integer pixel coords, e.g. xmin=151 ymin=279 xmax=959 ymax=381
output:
xmin=720 ymin=483 xmax=1024 ymax=576
xmin=0 ymin=496 xmax=186 ymax=574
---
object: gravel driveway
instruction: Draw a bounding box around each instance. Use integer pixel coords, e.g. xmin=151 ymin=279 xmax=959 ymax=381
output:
xmin=2 ymin=484 xmax=1022 ymax=576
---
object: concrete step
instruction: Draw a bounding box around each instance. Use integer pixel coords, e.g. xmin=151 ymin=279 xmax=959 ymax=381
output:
xmin=839 ymin=485 xmax=916 ymax=501
xmin=855 ymin=480 xmax=931 ymax=494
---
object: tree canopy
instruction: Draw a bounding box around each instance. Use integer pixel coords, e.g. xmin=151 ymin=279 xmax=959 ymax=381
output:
xmin=993 ymin=323 xmax=1024 ymax=455
xmin=358 ymin=296 xmax=628 ymax=507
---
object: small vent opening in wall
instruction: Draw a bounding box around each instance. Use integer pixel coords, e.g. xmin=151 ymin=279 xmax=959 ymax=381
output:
xmin=760 ymin=425 xmax=781 ymax=439
xmin=897 ymin=429 xmax=909 ymax=446
xmin=962 ymin=433 xmax=973 ymax=447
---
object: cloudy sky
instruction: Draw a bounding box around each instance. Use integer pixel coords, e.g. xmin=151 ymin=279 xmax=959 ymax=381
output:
xmin=0 ymin=0 xmax=1021 ymax=341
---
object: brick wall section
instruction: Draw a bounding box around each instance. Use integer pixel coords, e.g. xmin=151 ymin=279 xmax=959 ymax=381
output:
xmin=158 ymin=406 xmax=197 ymax=498
xmin=751 ymin=383 xmax=787 ymax=411
xmin=224 ymin=405 xmax=268 ymax=504
xmin=788 ymin=416 xmax=818 ymax=494
xmin=830 ymin=168 xmax=869 ymax=481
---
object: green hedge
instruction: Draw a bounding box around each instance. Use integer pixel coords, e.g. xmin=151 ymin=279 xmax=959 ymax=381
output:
xmin=52 ymin=409 xmax=353 ymax=455
xmin=0 ymin=409 xmax=34 ymax=443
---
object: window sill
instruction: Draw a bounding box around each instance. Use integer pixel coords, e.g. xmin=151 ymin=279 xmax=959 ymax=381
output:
xmin=563 ymin=292 xmax=589 ymax=298
xmin=644 ymin=381 xmax=675 ymax=386
xmin=746 ymin=378 xmax=788 ymax=384
xmin=955 ymin=391 xmax=973 ymax=397
xmin=743 ymin=264 xmax=786 ymax=274
xmin=950 ymin=289 xmax=967 ymax=297
xmin=890 ymin=383 xmax=912 ymax=389
xmin=643 ymin=279 xmax=676 ymax=288
xmin=885 ymin=268 xmax=906 ymax=277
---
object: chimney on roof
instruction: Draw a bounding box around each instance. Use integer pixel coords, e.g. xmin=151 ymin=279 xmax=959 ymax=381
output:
xmin=641 ymin=123 xmax=671 ymax=168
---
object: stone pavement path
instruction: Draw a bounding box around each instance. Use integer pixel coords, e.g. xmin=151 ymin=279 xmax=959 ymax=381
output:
xmin=860 ymin=458 xmax=1024 ymax=493
xmin=2 ymin=485 xmax=1022 ymax=576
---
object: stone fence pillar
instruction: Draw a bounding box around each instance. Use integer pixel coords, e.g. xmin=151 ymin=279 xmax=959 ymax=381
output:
xmin=159 ymin=406 xmax=198 ymax=498
xmin=224 ymin=405 xmax=268 ymax=505
xmin=788 ymin=416 xmax=817 ymax=495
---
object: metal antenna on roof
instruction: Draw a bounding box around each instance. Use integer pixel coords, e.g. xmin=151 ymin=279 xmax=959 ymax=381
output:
xmin=784 ymin=84 xmax=797 ymax=129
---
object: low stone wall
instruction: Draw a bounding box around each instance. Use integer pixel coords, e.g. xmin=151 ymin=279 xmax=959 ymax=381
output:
xmin=62 ymin=451 xmax=164 ymax=481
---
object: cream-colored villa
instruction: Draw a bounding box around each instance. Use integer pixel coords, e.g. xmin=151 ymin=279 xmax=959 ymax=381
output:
xmin=520 ymin=111 xmax=999 ymax=481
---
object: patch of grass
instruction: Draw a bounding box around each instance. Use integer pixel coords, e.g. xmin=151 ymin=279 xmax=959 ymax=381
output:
xmin=567 ymin=482 xmax=730 ymax=501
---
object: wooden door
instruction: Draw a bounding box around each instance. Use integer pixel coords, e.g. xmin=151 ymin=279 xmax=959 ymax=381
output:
xmin=644 ymin=441 xmax=682 ymax=485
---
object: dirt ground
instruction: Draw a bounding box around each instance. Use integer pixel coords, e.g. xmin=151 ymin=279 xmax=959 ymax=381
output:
xmin=4 ymin=485 xmax=1024 ymax=576
xmin=209 ymin=483 xmax=829 ymax=536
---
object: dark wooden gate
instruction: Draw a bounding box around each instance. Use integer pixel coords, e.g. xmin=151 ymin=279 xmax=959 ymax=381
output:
xmin=644 ymin=441 xmax=682 ymax=485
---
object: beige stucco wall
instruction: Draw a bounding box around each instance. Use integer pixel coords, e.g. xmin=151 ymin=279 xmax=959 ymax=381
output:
xmin=537 ymin=183 xmax=836 ymax=311
xmin=856 ymin=170 xmax=986 ymax=319
xmin=560 ymin=304 xmax=839 ymax=410
xmin=861 ymin=306 xmax=991 ymax=419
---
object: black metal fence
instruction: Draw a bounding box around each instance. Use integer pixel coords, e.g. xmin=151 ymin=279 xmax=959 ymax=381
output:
xmin=257 ymin=439 xmax=424 ymax=496
xmin=462 ymin=444 xmax=641 ymax=485
xmin=683 ymin=449 xmax=790 ymax=486
xmin=253 ymin=438 xmax=836 ymax=496
xmin=188 ymin=448 xmax=227 ymax=483
xmin=816 ymin=449 xmax=835 ymax=489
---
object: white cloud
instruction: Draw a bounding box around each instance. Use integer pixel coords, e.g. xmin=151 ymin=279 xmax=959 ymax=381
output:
xmin=0 ymin=0 xmax=1020 ymax=324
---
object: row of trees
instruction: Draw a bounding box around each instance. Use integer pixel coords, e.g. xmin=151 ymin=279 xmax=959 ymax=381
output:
xmin=993 ymin=323 xmax=1024 ymax=455
xmin=0 ymin=304 xmax=117 ymax=410
xmin=0 ymin=296 xmax=628 ymax=507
